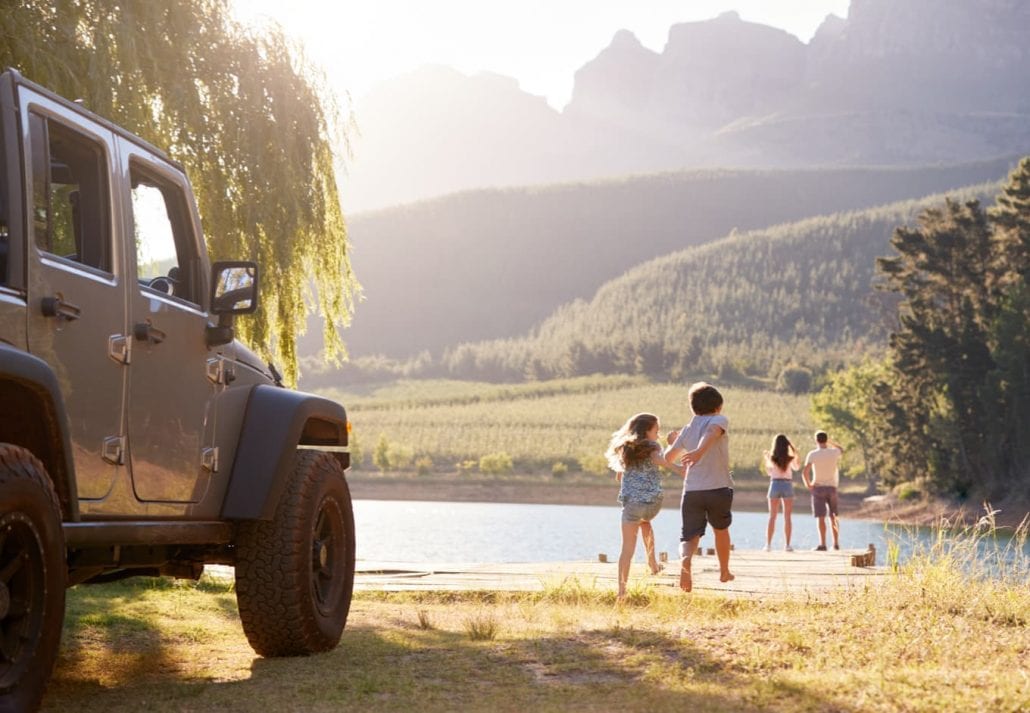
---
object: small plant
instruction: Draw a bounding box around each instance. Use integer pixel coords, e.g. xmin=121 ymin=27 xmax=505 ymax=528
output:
xmin=348 ymin=431 xmax=363 ymax=470
xmin=416 ymin=608 xmax=434 ymax=630
xmin=887 ymin=540 xmax=901 ymax=572
xmin=479 ymin=452 xmax=514 ymax=475
xmin=463 ymin=611 xmax=499 ymax=641
xmin=415 ymin=455 xmax=433 ymax=476
xmin=456 ymin=459 xmax=478 ymax=471
xmin=551 ymin=461 xmax=568 ymax=478
xmin=373 ymin=433 xmax=390 ymax=472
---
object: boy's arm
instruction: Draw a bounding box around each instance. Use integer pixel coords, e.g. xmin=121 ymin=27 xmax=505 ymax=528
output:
xmin=663 ymin=429 xmax=685 ymax=465
xmin=683 ymin=426 xmax=725 ymax=465
xmin=650 ymin=450 xmax=687 ymax=478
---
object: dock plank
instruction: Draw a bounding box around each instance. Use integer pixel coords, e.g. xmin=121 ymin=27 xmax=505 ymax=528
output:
xmin=354 ymin=548 xmax=887 ymax=598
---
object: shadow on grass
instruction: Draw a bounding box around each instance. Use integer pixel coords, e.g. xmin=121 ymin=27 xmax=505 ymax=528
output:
xmin=44 ymin=608 xmax=860 ymax=713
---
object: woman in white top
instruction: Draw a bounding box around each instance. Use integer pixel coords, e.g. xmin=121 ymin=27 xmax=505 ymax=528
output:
xmin=763 ymin=434 xmax=799 ymax=551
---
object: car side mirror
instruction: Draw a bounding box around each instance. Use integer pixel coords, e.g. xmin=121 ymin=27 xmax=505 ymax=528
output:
xmin=211 ymin=261 xmax=258 ymax=315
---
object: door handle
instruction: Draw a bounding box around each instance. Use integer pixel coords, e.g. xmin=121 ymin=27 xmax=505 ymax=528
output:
xmin=133 ymin=322 xmax=166 ymax=345
xmin=41 ymin=296 xmax=82 ymax=321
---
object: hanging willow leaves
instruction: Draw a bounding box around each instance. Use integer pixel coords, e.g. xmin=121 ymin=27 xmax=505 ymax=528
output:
xmin=1 ymin=0 xmax=357 ymax=383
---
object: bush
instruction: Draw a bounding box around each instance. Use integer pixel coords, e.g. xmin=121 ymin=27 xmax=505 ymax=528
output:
xmin=577 ymin=454 xmax=610 ymax=476
xmin=897 ymin=482 xmax=922 ymax=501
xmin=373 ymin=433 xmax=390 ymax=472
xmin=415 ymin=456 xmax=433 ymax=476
xmin=777 ymin=365 xmax=813 ymax=394
xmin=551 ymin=461 xmax=569 ymax=478
xmin=388 ymin=444 xmax=414 ymax=469
xmin=479 ymin=452 xmax=514 ymax=475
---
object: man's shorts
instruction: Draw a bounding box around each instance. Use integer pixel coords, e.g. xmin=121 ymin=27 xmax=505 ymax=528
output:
xmin=811 ymin=486 xmax=839 ymax=518
xmin=680 ymin=487 xmax=733 ymax=541
xmin=767 ymin=479 xmax=795 ymax=500
xmin=621 ymin=496 xmax=663 ymax=524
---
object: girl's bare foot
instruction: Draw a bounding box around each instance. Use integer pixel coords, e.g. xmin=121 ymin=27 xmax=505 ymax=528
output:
xmin=649 ymin=562 xmax=664 ymax=575
xmin=720 ymin=571 xmax=735 ymax=583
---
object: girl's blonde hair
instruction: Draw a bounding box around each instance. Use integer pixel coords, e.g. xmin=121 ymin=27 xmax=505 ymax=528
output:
xmin=605 ymin=413 xmax=659 ymax=472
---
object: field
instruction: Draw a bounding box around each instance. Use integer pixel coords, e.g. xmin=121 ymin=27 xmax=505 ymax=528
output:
xmin=316 ymin=376 xmax=815 ymax=481
xmin=42 ymin=527 xmax=1030 ymax=712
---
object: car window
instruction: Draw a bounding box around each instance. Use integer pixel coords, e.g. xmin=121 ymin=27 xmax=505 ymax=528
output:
xmin=29 ymin=113 xmax=112 ymax=273
xmin=130 ymin=164 xmax=200 ymax=305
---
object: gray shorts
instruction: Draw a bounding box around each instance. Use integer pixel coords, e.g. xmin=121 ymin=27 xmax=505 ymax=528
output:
xmin=621 ymin=497 xmax=663 ymax=523
xmin=811 ymin=486 xmax=839 ymax=518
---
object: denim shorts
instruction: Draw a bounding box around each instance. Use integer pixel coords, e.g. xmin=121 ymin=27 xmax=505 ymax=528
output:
xmin=767 ymin=479 xmax=795 ymax=500
xmin=680 ymin=487 xmax=733 ymax=541
xmin=811 ymin=486 xmax=839 ymax=518
xmin=621 ymin=496 xmax=663 ymax=523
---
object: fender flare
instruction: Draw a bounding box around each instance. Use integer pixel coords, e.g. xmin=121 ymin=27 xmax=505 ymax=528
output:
xmin=221 ymin=384 xmax=348 ymax=521
xmin=0 ymin=343 xmax=78 ymax=519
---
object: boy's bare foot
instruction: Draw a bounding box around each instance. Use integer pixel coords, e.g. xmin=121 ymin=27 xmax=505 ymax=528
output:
xmin=679 ymin=562 xmax=692 ymax=592
xmin=720 ymin=571 xmax=735 ymax=583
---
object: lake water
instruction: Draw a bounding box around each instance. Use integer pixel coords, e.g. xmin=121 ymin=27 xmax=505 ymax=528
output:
xmin=353 ymin=499 xmax=1028 ymax=568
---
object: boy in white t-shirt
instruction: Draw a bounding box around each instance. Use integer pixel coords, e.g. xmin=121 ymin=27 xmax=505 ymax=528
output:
xmin=801 ymin=430 xmax=844 ymax=551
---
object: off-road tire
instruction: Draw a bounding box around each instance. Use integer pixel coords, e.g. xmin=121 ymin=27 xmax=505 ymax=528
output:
xmin=234 ymin=450 xmax=355 ymax=657
xmin=0 ymin=445 xmax=66 ymax=713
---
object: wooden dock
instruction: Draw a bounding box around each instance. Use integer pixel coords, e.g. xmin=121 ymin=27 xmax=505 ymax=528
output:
xmin=354 ymin=547 xmax=887 ymax=598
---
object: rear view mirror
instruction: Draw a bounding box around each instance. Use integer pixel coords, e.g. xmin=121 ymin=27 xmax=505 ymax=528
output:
xmin=211 ymin=261 xmax=258 ymax=315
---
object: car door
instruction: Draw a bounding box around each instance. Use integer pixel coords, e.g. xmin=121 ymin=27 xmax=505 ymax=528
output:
xmin=119 ymin=142 xmax=220 ymax=503
xmin=21 ymin=90 xmax=127 ymax=501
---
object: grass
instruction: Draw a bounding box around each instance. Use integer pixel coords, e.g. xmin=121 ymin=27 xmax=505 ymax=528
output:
xmin=318 ymin=375 xmax=816 ymax=480
xmin=43 ymin=526 xmax=1029 ymax=713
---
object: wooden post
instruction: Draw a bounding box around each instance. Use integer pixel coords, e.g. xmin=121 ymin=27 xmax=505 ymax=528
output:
xmin=659 ymin=552 xmax=668 ymax=562
xmin=850 ymin=544 xmax=876 ymax=567
xmin=598 ymin=553 xmax=608 ymax=563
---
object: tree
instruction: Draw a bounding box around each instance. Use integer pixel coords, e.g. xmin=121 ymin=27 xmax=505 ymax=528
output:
xmin=811 ymin=360 xmax=888 ymax=492
xmin=875 ymin=199 xmax=997 ymax=495
xmin=1 ymin=0 xmax=356 ymax=383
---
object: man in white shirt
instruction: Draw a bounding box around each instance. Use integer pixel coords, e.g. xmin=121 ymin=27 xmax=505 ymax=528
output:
xmin=801 ymin=431 xmax=844 ymax=551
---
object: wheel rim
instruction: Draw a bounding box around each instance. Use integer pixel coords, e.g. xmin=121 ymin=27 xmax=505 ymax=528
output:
xmin=310 ymin=497 xmax=346 ymax=616
xmin=0 ymin=512 xmax=46 ymax=688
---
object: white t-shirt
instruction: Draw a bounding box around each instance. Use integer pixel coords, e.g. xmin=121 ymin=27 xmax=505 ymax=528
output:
xmin=804 ymin=447 xmax=842 ymax=488
xmin=671 ymin=414 xmax=731 ymax=492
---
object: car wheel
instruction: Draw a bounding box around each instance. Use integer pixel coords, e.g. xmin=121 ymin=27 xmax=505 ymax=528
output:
xmin=0 ymin=445 xmax=66 ymax=713
xmin=235 ymin=450 xmax=355 ymax=657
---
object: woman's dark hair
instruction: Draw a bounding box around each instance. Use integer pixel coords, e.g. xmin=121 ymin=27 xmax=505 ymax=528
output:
xmin=767 ymin=434 xmax=796 ymax=471
xmin=605 ymin=413 xmax=659 ymax=470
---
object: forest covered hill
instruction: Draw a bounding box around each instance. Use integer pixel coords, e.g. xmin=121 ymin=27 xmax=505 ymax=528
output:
xmin=302 ymin=179 xmax=1001 ymax=389
xmin=309 ymin=158 xmax=1016 ymax=366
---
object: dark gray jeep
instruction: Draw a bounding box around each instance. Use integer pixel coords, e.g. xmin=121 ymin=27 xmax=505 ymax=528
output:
xmin=0 ymin=69 xmax=355 ymax=712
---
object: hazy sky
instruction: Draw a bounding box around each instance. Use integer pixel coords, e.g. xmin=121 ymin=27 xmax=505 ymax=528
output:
xmin=234 ymin=1 xmax=851 ymax=110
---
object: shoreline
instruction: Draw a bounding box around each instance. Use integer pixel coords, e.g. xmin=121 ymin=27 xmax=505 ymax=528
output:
xmin=347 ymin=474 xmax=1028 ymax=528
